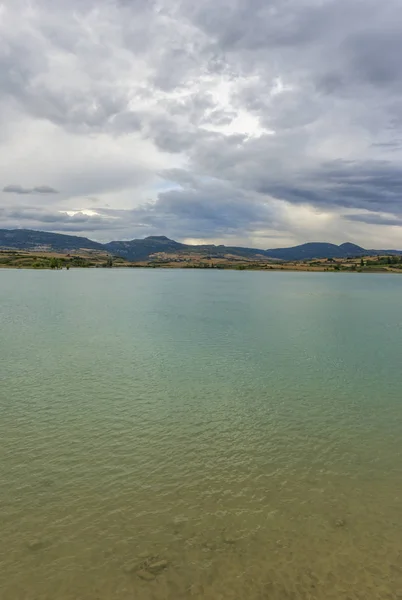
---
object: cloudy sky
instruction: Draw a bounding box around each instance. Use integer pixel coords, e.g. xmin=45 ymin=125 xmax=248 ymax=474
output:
xmin=1 ymin=0 xmax=402 ymax=248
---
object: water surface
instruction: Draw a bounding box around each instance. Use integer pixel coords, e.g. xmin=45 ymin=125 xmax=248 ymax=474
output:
xmin=1 ymin=269 xmax=402 ymax=599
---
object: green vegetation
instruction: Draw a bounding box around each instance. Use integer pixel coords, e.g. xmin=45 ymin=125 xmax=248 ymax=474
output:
xmin=0 ymin=250 xmax=115 ymax=269
xmin=366 ymin=255 xmax=402 ymax=267
xmin=49 ymin=257 xmax=63 ymax=269
xmin=2 ymin=248 xmax=402 ymax=274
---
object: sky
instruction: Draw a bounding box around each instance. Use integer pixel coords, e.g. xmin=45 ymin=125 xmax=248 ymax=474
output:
xmin=1 ymin=0 xmax=402 ymax=249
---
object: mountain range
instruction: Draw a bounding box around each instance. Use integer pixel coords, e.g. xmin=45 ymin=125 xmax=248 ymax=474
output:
xmin=0 ymin=229 xmax=401 ymax=262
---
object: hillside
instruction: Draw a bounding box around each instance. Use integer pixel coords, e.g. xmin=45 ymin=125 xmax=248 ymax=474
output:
xmin=264 ymin=242 xmax=370 ymax=261
xmin=104 ymin=236 xmax=186 ymax=261
xmin=0 ymin=229 xmax=104 ymax=252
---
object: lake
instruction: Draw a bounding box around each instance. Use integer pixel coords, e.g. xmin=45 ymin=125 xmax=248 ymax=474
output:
xmin=1 ymin=269 xmax=402 ymax=600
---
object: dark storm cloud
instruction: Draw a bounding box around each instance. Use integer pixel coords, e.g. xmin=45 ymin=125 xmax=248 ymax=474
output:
xmin=345 ymin=213 xmax=402 ymax=227
xmin=3 ymin=185 xmax=58 ymax=194
xmin=251 ymin=160 xmax=402 ymax=214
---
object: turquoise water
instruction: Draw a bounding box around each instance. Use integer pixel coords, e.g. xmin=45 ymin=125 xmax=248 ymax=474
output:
xmin=1 ymin=269 xmax=402 ymax=599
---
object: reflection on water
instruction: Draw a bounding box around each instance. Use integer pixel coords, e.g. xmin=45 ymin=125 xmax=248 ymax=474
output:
xmin=1 ymin=269 xmax=402 ymax=599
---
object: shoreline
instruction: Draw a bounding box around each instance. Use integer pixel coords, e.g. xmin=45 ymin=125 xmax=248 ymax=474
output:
xmin=1 ymin=264 xmax=401 ymax=274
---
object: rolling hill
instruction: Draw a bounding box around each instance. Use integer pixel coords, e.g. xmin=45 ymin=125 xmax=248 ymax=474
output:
xmin=264 ymin=242 xmax=369 ymax=261
xmin=0 ymin=229 xmax=401 ymax=262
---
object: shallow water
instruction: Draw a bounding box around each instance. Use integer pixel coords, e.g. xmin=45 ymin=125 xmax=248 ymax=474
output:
xmin=1 ymin=269 xmax=402 ymax=600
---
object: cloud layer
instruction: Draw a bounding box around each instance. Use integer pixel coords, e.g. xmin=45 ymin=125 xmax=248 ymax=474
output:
xmin=1 ymin=0 xmax=402 ymax=248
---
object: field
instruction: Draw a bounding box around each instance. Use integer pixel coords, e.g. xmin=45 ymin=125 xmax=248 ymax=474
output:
xmin=1 ymin=248 xmax=402 ymax=273
xmin=139 ymin=251 xmax=402 ymax=273
xmin=0 ymin=249 xmax=120 ymax=269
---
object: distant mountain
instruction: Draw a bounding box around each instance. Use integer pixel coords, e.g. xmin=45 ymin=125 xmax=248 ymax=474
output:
xmin=338 ymin=242 xmax=367 ymax=255
xmin=1 ymin=229 xmax=401 ymax=261
xmin=105 ymin=236 xmax=269 ymax=261
xmin=105 ymin=235 xmax=186 ymax=261
xmin=264 ymin=242 xmax=370 ymax=261
xmin=0 ymin=229 xmax=104 ymax=252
